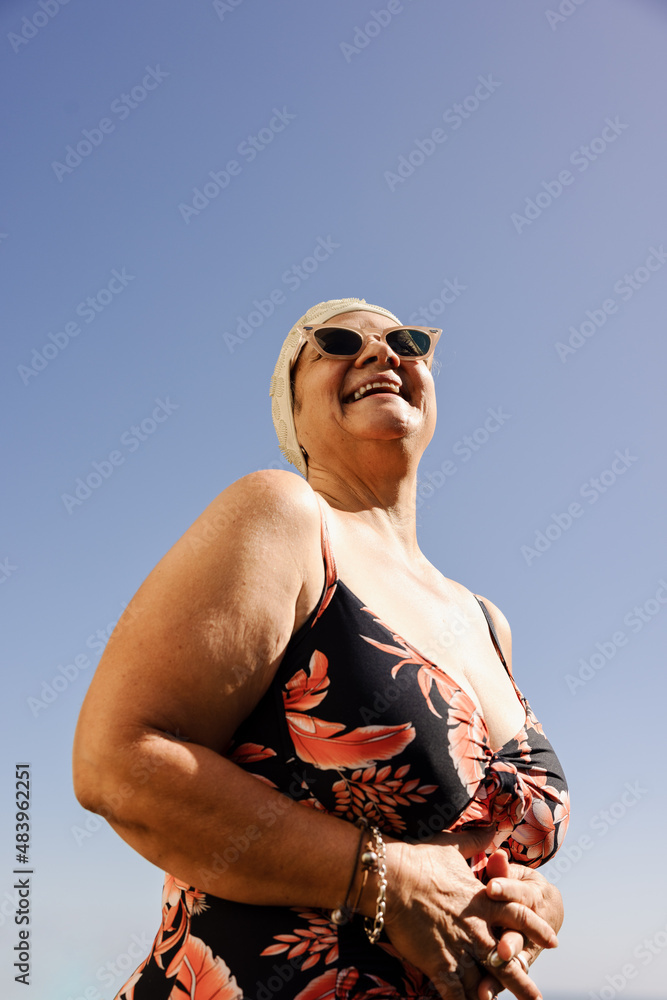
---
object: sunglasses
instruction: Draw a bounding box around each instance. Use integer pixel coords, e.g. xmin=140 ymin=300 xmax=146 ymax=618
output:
xmin=296 ymin=324 xmax=442 ymax=362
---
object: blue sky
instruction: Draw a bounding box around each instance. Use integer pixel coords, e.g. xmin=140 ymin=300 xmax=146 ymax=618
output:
xmin=1 ymin=1 xmax=666 ymax=997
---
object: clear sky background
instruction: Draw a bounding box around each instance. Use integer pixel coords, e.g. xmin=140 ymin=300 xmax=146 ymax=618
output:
xmin=1 ymin=1 xmax=666 ymax=998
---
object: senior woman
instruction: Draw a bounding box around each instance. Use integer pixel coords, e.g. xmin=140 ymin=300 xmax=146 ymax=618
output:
xmin=73 ymin=297 xmax=569 ymax=1000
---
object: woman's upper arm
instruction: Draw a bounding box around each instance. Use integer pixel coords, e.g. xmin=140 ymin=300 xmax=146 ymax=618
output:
xmin=73 ymin=470 xmax=321 ymax=781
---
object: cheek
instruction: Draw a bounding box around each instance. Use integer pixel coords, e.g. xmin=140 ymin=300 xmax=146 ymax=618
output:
xmin=298 ymin=361 xmax=346 ymax=406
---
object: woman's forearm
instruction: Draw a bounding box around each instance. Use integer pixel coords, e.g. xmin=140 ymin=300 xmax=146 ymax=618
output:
xmin=75 ymin=728 xmax=381 ymax=913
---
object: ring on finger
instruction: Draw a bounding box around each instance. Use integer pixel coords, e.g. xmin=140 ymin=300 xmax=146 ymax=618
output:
xmin=486 ymin=948 xmax=507 ymax=968
xmin=486 ymin=948 xmax=530 ymax=973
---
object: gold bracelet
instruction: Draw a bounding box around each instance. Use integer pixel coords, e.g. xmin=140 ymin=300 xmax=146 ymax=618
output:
xmin=363 ymin=825 xmax=387 ymax=944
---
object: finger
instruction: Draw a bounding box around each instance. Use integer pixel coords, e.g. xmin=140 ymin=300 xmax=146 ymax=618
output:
xmin=493 ymin=954 xmax=543 ymax=1000
xmin=485 ymin=848 xmax=511 ymax=882
xmin=474 ymin=946 xmax=542 ymax=1000
xmin=456 ymin=947 xmax=501 ymax=1000
xmin=485 ymin=899 xmax=558 ymax=950
xmin=515 ymin=951 xmax=531 ymax=975
xmin=487 ymin=876 xmax=540 ymax=907
xmin=476 ymin=970 xmax=502 ymax=1000
xmin=519 ymin=941 xmax=542 ymax=966
xmin=493 ymin=929 xmax=525 ymax=964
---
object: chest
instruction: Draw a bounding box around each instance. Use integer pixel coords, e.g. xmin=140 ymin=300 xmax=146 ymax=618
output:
xmin=324 ymin=520 xmax=526 ymax=750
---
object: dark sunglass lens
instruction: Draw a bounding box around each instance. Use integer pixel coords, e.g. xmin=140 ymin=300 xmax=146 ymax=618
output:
xmin=387 ymin=329 xmax=431 ymax=356
xmin=315 ymin=327 xmax=363 ymax=356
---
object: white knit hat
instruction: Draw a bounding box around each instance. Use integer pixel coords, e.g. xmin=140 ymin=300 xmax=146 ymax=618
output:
xmin=269 ymin=297 xmax=402 ymax=476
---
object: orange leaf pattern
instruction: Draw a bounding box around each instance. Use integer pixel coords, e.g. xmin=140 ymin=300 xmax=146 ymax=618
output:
xmin=284 ymin=649 xmax=416 ymax=770
xmin=331 ymin=763 xmax=438 ymax=832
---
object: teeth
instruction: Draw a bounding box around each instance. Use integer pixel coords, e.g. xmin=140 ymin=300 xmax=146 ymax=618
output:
xmin=351 ymin=382 xmax=400 ymax=402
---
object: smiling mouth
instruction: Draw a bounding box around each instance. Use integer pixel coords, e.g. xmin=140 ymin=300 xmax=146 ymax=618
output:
xmin=343 ymin=382 xmax=405 ymax=404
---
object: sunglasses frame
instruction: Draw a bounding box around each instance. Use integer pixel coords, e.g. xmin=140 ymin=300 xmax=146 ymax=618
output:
xmin=296 ymin=323 xmax=442 ymax=363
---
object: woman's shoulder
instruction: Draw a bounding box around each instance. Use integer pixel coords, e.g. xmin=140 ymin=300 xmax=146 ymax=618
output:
xmin=185 ymin=469 xmax=321 ymax=557
xmin=206 ymin=467 xmax=318 ymax=517
xmin=425 ymin=569 xmax=513 ymax=669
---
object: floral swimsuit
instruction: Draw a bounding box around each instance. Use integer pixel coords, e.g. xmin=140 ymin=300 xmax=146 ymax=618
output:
xmin=116 ymin=495 xmax=569 ymax=1000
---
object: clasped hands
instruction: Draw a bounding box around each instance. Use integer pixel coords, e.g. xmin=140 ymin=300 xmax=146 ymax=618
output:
xmin=383 ymin=825 xmax=563 ymax=1000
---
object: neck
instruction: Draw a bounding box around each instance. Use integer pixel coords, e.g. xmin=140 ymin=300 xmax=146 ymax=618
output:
xmin=304 ymin=442 xmax=423 ymax=557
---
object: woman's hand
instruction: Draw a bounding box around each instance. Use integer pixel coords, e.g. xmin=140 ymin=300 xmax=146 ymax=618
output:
xmin=474 ymin=850 xmax=564 ymax=1000
xmin=382 ymin=830 xmax=558 ymax=1000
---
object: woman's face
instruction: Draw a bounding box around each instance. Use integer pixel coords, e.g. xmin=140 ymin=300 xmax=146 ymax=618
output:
xmin=291 ymin=310 xmax=437 ymax=470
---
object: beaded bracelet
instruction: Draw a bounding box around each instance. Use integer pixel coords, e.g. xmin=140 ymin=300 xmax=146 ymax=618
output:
xmin=331 ymin=824 xmax=366 ymax=926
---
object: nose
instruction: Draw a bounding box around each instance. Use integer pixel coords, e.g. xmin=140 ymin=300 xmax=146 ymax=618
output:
xmin=354 ymin=334 xmax=400 ymax=369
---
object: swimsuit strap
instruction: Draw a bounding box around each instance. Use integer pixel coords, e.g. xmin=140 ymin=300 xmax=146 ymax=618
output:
xmin=314 ymin=493 xmax=338 ymax=575
xmin=311 ymin=493 xmax=338 ymax=625
xmin=473 ymin=594 xmax=509 ymax=673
